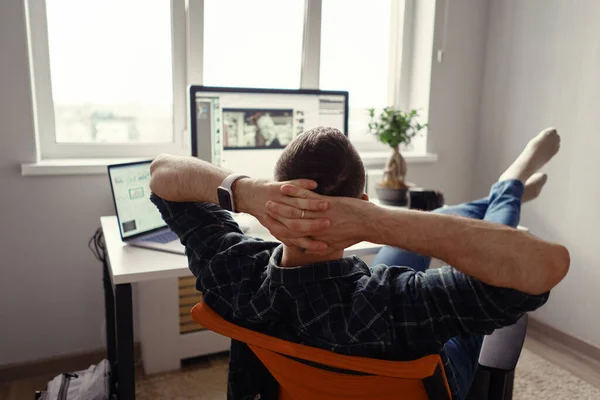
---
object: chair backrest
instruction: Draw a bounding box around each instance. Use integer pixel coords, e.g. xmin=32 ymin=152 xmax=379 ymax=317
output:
xmin=191 ymin=302 xmax=452 ymax=400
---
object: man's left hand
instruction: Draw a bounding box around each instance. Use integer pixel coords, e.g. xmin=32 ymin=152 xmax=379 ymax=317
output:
xmin=235 ymin=178 xmax=332 ymax=251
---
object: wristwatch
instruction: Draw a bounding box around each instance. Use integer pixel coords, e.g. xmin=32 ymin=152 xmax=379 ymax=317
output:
xmin=217 ymin=173 xmax=250 ymax=212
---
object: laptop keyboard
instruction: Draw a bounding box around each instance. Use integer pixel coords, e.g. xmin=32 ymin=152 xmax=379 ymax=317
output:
xmin=141 ymin=230 xmax=179 ymax=244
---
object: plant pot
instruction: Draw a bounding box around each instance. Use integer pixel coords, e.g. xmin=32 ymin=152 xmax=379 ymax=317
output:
xmin=375 ymin=187 xmax=410 ymax=207
xmin=408 ymin=188 xmax=445 ymax=211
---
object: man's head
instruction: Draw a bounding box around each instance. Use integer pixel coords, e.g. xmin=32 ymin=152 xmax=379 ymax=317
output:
xmin=274 ymin=126 xmax=366 ymax=198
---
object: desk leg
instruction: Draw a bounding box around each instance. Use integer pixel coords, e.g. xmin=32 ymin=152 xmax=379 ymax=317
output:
xmin=115 ymin=283 xmax=135 ymax=400
xmin=103 ymin=262 xmax=117 ymax=394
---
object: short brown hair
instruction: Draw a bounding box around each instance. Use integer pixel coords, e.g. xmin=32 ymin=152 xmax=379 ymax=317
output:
xmin=274 ymin=126 xmax=365 ymax=198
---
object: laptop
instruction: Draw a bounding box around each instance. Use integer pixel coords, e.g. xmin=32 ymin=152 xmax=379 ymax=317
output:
xmin=107 ymin=160 xmax=186 ymax=254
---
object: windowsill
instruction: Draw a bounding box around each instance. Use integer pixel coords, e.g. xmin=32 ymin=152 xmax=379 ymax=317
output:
xmin=21 ymin=153 xmax=438 ymax=176
xmin=21 ymin=158 xmax=148 ymax=176
xmin=360 ymin=152 xmax=438 ymax=169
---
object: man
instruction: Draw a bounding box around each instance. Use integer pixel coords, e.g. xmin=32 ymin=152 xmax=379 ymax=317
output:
xmin=150 ymin=126 xmax=569 ymax=400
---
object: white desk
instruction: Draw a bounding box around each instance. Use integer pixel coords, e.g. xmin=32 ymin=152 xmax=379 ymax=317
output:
xmin=103 ymin=215 xmax=382 ymax=283
xmin=101 ymin=215 xmax=383 ymax=400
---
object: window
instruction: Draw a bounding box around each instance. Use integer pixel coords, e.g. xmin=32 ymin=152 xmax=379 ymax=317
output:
xmin=27 ymin=0 xmax=187 ymax=159
xmin=203 ymin=0 xmax=305 ymax=89
xmin=46 ymin=0 xmax=174 ymax=145
xmin=27 ymin=0 xmax=417 ymax=160
xmin=320 ymin=0 xmax=392 ymax=148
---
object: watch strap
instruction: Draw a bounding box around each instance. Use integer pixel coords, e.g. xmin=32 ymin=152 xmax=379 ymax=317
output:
xmin=220 ymin=173 xmax=250 ymax=191
xmin=219 ymin=173 xmax=250 ymax=212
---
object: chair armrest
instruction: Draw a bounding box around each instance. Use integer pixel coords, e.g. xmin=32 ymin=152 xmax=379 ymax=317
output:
xmin=478 ymin=314 xmax=528 ymax=371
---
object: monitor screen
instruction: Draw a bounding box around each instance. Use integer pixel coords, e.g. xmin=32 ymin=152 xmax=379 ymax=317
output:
xmin=190 ymin=87 xmax=348 ymax=155
xmin=108 ymin=161 xmax=166 ymax=239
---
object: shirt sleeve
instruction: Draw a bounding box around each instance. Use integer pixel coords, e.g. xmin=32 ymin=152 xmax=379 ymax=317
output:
xmin=150 ymin=195 xmax=277 ymax=317
xmin=386 ymin=265 xmax=549 ymax=346
xmin=150 ymin=194 xmax=246 ymax=271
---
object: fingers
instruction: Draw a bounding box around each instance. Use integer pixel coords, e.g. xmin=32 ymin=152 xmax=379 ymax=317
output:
xmin=278 ymin=182 xmax=329 ymax=211
xmin=281 ymin=184 xmax=323 ymax=199
xmin=266 ymin=201 xmax=304 ymax=219
xmin=261 ymin=214 xmax=309 ymax=239
xmin=266 ymin=201 xmax=323 ymax=219
xmin=276 ymin=196 xmax=329 ymax=212
xmin=267 ymin=211 xmax=330 ymax=233
xmin=261 ymin=215 xmax=328 ymax=251
xmin=287 ymin=179 xmax=318 ymax=190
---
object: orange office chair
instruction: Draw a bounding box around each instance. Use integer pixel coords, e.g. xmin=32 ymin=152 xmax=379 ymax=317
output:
xmin=191 ymin=302 xmax=528 ymax=400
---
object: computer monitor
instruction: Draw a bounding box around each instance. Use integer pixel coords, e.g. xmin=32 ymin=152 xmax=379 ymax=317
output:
xmin=189 ymin=86 xmax=349 ymax=162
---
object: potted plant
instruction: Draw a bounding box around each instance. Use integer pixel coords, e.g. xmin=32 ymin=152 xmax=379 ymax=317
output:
xmin=367 ymin=107 xmax=428 ymax=206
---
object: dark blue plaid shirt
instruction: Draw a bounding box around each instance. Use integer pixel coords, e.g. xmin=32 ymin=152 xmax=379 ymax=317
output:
xmin=151 ymin=196 xmax=549 ymax=400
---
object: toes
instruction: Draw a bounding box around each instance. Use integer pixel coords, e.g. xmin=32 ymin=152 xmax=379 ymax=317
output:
xmin=531 ymin=128 xmax=561 ymax=155
xmin=540 ymin=127 xmax=558 ymax=137
xmin=525 ymin=172 xmax=548 ymax=186
xmin=543 ymin=128 xmax=560 ymax=144
xmin=536 ymin=174 xmax=548 ymax=188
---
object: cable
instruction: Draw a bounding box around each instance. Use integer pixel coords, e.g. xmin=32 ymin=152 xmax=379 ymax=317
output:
xmin=89 ymin=228 xmax=148 ymax=368
xmin=89 ymin=227 xmax=111 ymax=357
xmin=88 ymin=227 xmax=106 ymax=263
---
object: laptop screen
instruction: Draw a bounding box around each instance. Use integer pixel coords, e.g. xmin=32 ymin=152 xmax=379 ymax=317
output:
xmin=108 ymin=161 xmax=166 ymax=239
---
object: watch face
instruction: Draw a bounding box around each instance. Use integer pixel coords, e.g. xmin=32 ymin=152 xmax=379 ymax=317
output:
xmin=217 ymin=187 xmax=233 ymax=211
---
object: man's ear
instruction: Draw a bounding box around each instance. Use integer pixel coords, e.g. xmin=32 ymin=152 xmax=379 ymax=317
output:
xmin=361 ymin=193 xmax=369 ymax=201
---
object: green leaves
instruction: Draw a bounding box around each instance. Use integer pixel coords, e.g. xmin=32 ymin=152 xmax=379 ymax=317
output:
xmin=367 ymin=107 xmax=428 ymax=149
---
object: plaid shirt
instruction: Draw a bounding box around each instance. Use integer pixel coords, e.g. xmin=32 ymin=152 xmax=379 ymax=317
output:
xmin=151 ymin=196 xmax=549 ymax=400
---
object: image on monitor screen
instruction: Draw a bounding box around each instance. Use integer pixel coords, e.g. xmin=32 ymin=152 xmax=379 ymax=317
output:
xmin=223 ymin=108 xmax=295 ymax=149
xmin=190 ymin=87 xmax=348 ymax=158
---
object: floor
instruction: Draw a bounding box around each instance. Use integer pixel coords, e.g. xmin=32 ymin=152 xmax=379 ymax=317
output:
xmin=513 ymin=338 xmax=600 ymax=399
xmin=2 ymin=336 xmax=600 ymax=400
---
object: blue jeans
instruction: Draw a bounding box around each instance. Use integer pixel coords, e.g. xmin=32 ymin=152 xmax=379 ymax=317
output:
xmin=371 ymin=179 xmax=524 ymax=399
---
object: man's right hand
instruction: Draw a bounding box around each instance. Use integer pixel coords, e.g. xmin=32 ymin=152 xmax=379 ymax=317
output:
xmin=235 ymin=178 xmax=335 ymax=251
xmin=262 ymin=184 xmax=381 ymax=254
xmin=261 ymin=182 xmax=570 ymax=295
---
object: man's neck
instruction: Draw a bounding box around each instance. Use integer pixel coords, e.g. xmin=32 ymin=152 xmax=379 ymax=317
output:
xmin=280 ymin=245 xmax=345 ymax=267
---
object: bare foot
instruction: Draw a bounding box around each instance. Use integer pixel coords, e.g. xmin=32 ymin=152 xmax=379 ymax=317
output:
xmin=522 ymin=172 xmax=548 ymax=203
xmin=499 ymin=128 xmax=561 ymax=183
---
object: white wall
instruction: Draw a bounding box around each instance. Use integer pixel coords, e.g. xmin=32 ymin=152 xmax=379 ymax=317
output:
xmin=0 ymin=1 xmax=115 ymax=365
xmin=0 ymin=0 xmax=489 ymax=366
xmin=475 ymin=0 xmax=600 ymax=347
xmin=367 ymin=0 xmax=489 ymax=204
xmin=418 ymin=0 xmax=489 ymax=204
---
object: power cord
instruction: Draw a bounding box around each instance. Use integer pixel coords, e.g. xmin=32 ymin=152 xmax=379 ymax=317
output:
xmin=89 ymin=227 xmax=143 ymax=371
xmin=89 ymin=227 xmax=106 ymax=263
xmin=89 ymin=227 xmax=108 ymax=348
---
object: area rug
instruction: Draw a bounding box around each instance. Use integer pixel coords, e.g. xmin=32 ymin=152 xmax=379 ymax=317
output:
xmin=136 ymin=348 xmax=600 ymax=399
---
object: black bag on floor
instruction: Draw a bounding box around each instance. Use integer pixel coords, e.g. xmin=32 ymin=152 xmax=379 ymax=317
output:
xmin=35 ymin=359 xmax=112 ymax=400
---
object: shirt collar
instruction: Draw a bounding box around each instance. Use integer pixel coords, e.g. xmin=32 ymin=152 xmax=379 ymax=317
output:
xmin=267 ymin=245 xmax=371 ymax=285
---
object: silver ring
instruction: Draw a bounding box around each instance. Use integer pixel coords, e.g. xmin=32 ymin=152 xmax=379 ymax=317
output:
xmin=301 ymin=210 xmax=305 ymax=219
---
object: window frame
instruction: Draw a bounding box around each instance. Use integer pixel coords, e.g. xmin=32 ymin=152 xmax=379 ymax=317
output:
xmin=26 ymin=0 xmax=417 ymax=160
xmin=300 ymin=0 xmax=416 ymax=152
xmin=25 ymin=0 xmax=189 ymax=160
